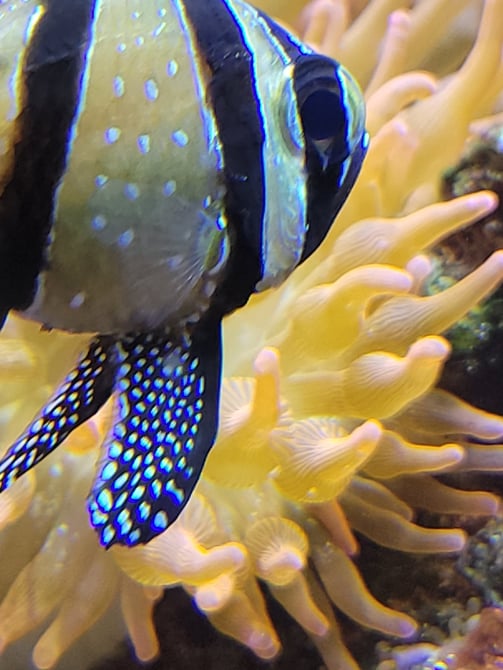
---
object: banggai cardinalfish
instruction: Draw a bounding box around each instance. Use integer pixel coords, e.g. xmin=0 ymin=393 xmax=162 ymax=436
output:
xmin=0 ymin=0 xmax=368 ymax=547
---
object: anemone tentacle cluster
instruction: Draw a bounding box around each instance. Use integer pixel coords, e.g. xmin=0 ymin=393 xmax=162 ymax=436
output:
xmin=1 ymin=1 xmax=503 ymax=669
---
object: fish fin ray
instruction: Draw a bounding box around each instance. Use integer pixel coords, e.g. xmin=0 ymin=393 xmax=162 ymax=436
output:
xmin=0 ymin=336 xmax=115 ymax=491
xmin=88 ymin=321 xmax=222 ymax=547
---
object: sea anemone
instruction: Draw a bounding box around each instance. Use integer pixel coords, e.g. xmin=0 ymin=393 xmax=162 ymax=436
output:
xmin=1 ymin=1 xmax=503 ymax=669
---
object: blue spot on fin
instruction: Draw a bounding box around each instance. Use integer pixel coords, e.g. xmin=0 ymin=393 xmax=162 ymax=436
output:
xmin=88 ymin=320 xmax=222 ymax=548
xmin=0 ymin=336 xmax=115 ymax=492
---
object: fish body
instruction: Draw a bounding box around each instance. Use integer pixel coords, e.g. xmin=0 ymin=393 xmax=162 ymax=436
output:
xmin=0 ymin=0 xmax=367 ymax=546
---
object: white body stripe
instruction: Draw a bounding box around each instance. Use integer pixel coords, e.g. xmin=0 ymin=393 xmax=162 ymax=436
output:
xmin=223 ymin=0 xmax=307 ymax=290
xmin=63 ymin=0 xmax=103 ymax=164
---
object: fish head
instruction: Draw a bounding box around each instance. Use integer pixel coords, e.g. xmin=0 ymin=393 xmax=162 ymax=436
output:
xmin=249 ymin=13 xmax=368 ymax=291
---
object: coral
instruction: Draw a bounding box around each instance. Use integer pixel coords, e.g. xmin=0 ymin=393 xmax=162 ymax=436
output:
xmin=459 ymin=517 xmax=503 ymax=607
xmin=425 ymin=121 xmax=503 ymax=413
xmin=379 ymin=607 xmax=503 ymax=670
xmin=1 ymin=1 xmax=503 ymax=669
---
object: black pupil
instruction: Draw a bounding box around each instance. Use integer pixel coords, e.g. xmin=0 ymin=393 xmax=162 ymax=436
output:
xmin=301 ymin=89 xmax=345 ymax=141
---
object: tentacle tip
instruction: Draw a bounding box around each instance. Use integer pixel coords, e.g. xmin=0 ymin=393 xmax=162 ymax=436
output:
xmin=248 ymin=630 xmax=280 ymax=660
xmin=408 ymin=336 xmax=450 ymax=361
xmin=311 ymin=618 xmax=330 ymax=638
xmin=253 ymin=346 xmax=280 ymax=376
xmin=471 ymin=189 xmax=499 ymax=213
xmin=444 ymin=444 xmax=465 ymax=465
xmin=195 ymin=588 xmax=226 ymax=614
xmin=447 ymin=530 xmax=467 ymax=553
xmin=135 ymin=644 xmax=160 ymax=664
xmin=396 ymin=616 xmax=418 ymax=640
xmin=413 ymin=70 xmax=439 ymax=94
xmin=228 ymin=543 xmax=248 ymax=569
xmin=477 ymin=493 xmax=501 ymax=516
xmin=489 ymin=248 xmax=503 ymax=270
xmin=387 ymin=8 xmax=411 ymax=31
xmin=33 ymin=644 xmax=58 ymax=670
xmin=362 ymin=419 xmax=383 ymax=442
xmin=405 ymin=254 xmax=432 ymax=283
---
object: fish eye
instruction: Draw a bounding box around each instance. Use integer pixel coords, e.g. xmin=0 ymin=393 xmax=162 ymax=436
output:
xmin=294 ymin=55 xmax=366 ymax=170
xmin=300 ymin=89 xmax=346 ymax=141
xmin=300 ymin=88 xmax=348 ymax=162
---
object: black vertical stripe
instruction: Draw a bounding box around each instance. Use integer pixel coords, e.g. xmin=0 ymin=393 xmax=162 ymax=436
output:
xmin=181 ymin=0 xmax=266 ymax=315
xmin=0 ymin=0 xmax=97 ymax=323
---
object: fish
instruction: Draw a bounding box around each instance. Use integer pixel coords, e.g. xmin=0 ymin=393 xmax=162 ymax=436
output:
xmin=0 ymin=0 xmax=368 ymax=547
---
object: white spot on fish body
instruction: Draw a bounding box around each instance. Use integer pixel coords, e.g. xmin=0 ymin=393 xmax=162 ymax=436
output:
xmin=144 ymin=79 xmax=159 ymax=101
xmin=172 ymin=130 xmax=188 ymax=147
xmin=70 ymin=292 xmax=86 ymax=309
xmin=113 ymin=76 xmax=125 ymax=97
xmin=163 ymin=180 xmax=176 ymax=197
xmin=137 ymin=134 xmax=151 ymax=154
xmin=105 ymin=127 xmax=121 ymax=144
xmin=124 ymin=183 xmax=140 ymax=200
xmin=166 ymin=60 xmax=178 ymax=77
xmin=92 ymin=214 xmax=107 ymax=231
xmin=95 ymin=174 xmax=109 ymax=189
xmin=118 ymin=229 xmax=135 ymax=248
